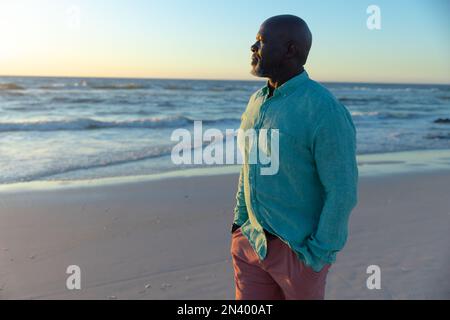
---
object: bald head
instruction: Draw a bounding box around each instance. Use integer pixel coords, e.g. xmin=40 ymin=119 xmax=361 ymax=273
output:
xmin=261 ymin=15 xmax=312 ymax=65
xmin=250 ymin=15 xmax=312 ymax=80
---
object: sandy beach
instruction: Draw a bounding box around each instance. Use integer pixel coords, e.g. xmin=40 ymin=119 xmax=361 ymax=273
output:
xmin=0 ymin=165 xmax=449 ymax=300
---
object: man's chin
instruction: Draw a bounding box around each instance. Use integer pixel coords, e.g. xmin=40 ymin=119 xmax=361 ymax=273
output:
xmin=250 ymin=66 xmax=265 ymax=78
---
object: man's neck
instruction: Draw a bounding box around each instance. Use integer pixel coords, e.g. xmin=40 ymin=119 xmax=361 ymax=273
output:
xmin=267 ymin=67 xmax=304 ymax=97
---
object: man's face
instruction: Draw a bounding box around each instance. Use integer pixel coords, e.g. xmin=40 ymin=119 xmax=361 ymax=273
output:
xmin=250 ymin=24 xmax=285 ymax=78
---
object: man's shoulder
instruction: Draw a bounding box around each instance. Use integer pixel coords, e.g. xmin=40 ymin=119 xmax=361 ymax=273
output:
xmin=285 ymin=77 xmax=353 ymax=134
xmin=301 ymin=78 xmax=339 ymax=106
xmin=293 ymin=78 xmax=348 ymax=116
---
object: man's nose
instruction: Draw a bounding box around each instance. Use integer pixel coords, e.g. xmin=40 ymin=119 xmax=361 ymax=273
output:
xmin=251 ymin=42 xmax=259 ymax=53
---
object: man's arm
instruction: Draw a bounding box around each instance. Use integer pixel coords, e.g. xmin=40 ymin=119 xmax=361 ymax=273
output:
xmin=231 ymin=166 xmax=249 ymax=233
xmin=306 ymin=106 xmax=359 ymax=271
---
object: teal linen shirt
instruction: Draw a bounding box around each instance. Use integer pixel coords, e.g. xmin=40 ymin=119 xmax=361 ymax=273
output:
xmin=233 ymin=70 xmax=358 ymax=272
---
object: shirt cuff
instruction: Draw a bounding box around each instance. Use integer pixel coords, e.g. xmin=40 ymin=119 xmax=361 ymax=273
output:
xmin=231 ymin=223 xmax=241 ymax=234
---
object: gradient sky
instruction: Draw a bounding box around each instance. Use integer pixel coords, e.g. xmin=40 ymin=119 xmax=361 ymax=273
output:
xmin=0 ymin=0 xmax=449 ymax=83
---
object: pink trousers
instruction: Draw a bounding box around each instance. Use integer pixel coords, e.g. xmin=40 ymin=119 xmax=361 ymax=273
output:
xmin=231 ymin=228 xmax=330 ymax=300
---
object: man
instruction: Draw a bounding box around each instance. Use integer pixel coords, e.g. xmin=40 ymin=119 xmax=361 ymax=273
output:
xmin=230 ymin=15 xmax=358 ymax=300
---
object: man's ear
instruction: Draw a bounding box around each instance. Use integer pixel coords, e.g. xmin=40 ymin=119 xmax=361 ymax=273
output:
xmin=285 ymin=41 xmax=298 ymax=59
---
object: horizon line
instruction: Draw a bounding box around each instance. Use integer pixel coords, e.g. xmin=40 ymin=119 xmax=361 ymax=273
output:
xmin=1 ymin=74 xmax=449 ymax=86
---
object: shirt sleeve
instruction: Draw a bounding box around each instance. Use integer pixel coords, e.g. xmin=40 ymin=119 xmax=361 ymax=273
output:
xmin=306 ymin=104 xmax=359 ymax=270
xmin=233 ymin=166 xmax=249 ymax=226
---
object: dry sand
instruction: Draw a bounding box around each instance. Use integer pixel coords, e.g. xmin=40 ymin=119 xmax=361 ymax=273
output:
xmin=0 ymin=170 xmax=449 ymax=299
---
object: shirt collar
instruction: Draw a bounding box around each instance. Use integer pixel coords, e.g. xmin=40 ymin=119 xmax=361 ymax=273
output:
xmin=261 ymin=70 xmax=309 ymax=98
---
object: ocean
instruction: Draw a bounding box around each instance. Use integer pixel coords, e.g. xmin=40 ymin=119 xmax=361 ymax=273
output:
xmin=0 ymin=76 xmax=449 ymax=185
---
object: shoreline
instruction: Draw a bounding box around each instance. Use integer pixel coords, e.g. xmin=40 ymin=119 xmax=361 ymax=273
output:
xmin=1 ymin=148 xmax=450 ymax=193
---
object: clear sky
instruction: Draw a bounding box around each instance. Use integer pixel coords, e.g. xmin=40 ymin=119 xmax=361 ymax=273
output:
xmin=0 ymin=0 xmax=449 ymax=83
